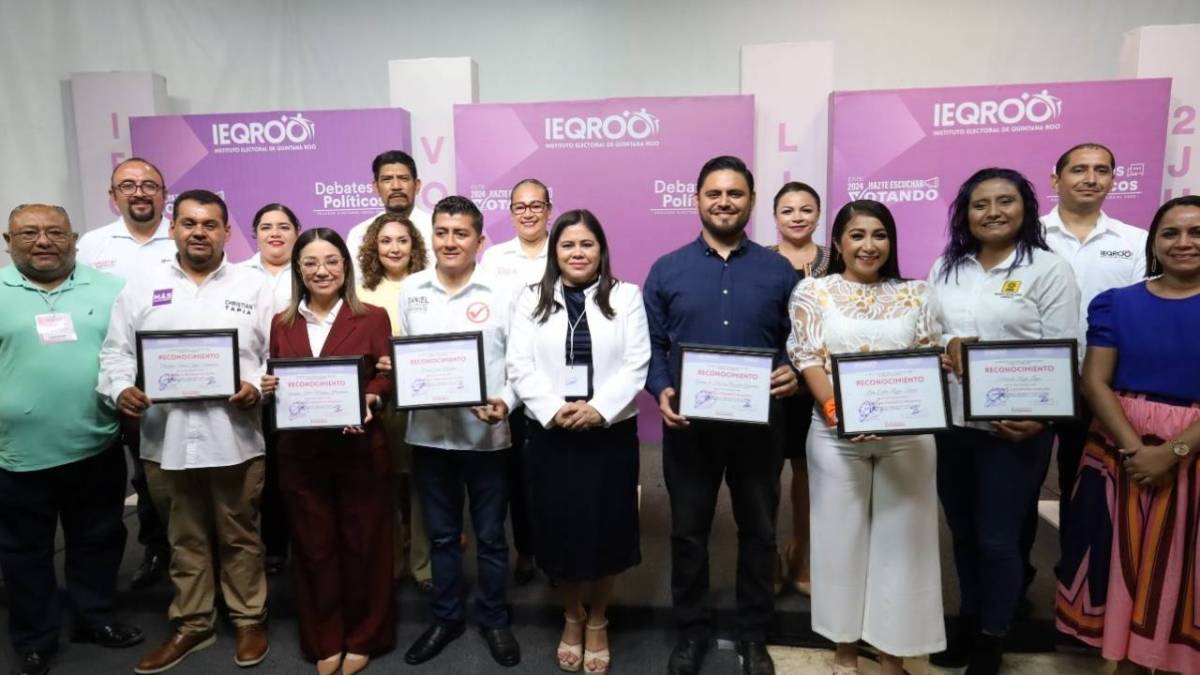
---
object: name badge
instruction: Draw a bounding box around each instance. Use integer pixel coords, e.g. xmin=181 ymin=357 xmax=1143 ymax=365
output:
xmin=35 ymin=312 xmax=78 ymax=344
xmin=561 ymin=364 xmax=591 ymax=398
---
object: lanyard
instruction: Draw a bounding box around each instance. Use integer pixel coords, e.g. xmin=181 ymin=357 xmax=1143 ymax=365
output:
xmin=567 ymin=301 xmax=587 ymax=365
xmin=30 ymin=275 xmax=71 ymax=313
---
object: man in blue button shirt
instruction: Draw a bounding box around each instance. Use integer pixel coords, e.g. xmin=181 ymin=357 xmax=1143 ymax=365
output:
xmin=644 ymin=156 xmax=800 ymax=675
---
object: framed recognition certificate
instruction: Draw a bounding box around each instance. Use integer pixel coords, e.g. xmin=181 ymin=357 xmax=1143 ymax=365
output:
xmin=962 ymin=339 xmax=1079 ymax=421
xmin=136 ymin=329 xmax=239 ymax=403
xmin=268 ymin=357 xmax=366 ymax=431
xmin=831 ymin=348 xmax=950 ymax=438
xmin=390 ymin=332 xmax=487 ymax=410
xmin=676 ymin=344 xmax=774 ymax=425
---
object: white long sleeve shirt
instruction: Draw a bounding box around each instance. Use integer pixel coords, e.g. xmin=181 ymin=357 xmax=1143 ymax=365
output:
xmin=507 ymin=280 xmax=650 ymax=428
xmin=240 ymin=252 xmax=294 ymax=314
xmin=479 ymin=237 xmax=549 ymax=302
xmin=1041 ymin=206 xmax=1147 ymax=347
xmin=77 ymin=216 xmax=175 ymax=280
xmin=927 ymin=247 xmax=1080 ymax=428
xmin=98 ymin=257 xmax=274 ymax=469
xmin=399 ymin=266 xmax=516 ymax=451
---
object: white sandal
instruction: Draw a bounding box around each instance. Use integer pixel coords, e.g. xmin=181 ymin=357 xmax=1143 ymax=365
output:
xmin=583 ymin=619 xmax=610 ymax=673
xmin=557 ymin=611 xmax=586 ymax=672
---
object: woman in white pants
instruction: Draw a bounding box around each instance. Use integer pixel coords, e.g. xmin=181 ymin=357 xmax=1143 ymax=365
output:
xmin=788 ymin=199 xmax=946 ymax=675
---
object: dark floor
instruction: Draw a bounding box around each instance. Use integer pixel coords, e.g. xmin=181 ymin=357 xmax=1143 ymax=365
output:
xmin=0 ymin=443 xmax=1068 ymax=674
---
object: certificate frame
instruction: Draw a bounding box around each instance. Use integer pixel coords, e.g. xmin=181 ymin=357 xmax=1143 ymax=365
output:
xmin=390 ymin=331 xmax=487 ymax=411
xmin=267 ymin=356 xmax=366 ymax=431
xmin=830 ymin=348 xmax=951 ymax=438
xmin=135 ymin=329 xmax=240 ymax=403
xmin=674 ymin=343 xmax=775 ymax=426
xmin=961 ymin=339 xmax=1079 ymax=422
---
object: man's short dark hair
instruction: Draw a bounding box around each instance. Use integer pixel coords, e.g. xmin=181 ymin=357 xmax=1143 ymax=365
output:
xmin=371 ymin=150 xmax=419 ymax=182
xmin=696 ymin=155 xmax=754 ymax=194
xmin=173 ymin=189 xmax=228 ymax=224
xmin=1054 ymin=143 xmax=1115 ymax=175
xmin=432 ymin=196 xmax=483 ymax=235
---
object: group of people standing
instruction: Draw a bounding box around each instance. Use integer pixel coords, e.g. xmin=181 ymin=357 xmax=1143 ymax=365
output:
xmin=0 ymin=141 xmax=1196 ymax=675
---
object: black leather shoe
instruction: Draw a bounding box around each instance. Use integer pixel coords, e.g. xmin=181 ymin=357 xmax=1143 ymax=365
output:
xmin=736 ymin=641 xmax=775 ymax=675
xmin=965 ymin=632 xmax=1003 ymax=675
xmin=16 ymin=651 xmax=52 ymax=675
xmin=667 ymin=636 xmax=710 ymax=675
xmin=129 ymin=550 xmax=168 ymax=590
xmin=480 ymin=626 xmax=520 ymax=667
xmin=71 ymin=621 xmax=145 ymax=648
xmin=404 ymin=621 xmax=465 ymax=665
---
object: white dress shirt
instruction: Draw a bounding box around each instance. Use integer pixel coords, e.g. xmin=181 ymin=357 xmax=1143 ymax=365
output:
xmin=1041 ymin=206 xmax=1147 ymax=346
xmin=399 ymin=266 xmax=516 ymax=451
xmin=345 ymin=206 xmax=435 ymax=272
xmin=507 ymin=280 xmax=650 ymax=428
xmin=77 ymin=216 xmax=175 ymax=280
xmin=479 ymin=236 xmax=549 ymax=302
xmin=927 ymin=247 xmax=1080 ymax=427
xmin=98 ymin=257 xmax=274 ymax=469
xmin=241 ymin=252 xmax=294 ymax=314
xmin=297 ymin=299 xmax=343 ymax=354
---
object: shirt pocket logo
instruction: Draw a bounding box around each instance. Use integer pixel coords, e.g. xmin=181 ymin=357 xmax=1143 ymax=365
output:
xmin=999 ymin=280 xmax=1022 ymax=295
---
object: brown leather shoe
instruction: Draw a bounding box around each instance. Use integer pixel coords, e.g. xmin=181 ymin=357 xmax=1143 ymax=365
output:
xmin=234 ymin=623 xmax=270 ymax=667
xmin=133 ymin=631 xmax=216 ymax=674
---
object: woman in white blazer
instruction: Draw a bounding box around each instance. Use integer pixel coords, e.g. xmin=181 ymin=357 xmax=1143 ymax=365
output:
xmin=507 ymin=209 xmax=650 ymax=674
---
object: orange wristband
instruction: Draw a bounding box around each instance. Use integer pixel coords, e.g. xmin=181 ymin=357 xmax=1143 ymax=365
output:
xmin=822 ymin=399 xmax=838 ymax=427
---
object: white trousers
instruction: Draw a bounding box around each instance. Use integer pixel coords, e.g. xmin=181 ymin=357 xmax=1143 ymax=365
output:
xmin=807 ymin=413 xmax=946 ymax=656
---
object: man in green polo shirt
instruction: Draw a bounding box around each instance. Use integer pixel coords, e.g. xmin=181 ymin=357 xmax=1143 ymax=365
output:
xmin=0 ymin=203 xmax=144 ymax=675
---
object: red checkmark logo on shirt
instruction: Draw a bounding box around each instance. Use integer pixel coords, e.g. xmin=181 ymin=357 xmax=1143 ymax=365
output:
xmin=467 ymin=302 xmax=490 ymax=323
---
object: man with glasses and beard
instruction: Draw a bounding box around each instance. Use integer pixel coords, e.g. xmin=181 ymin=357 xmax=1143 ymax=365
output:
xmin=345 ymin=150 xmax=435 ymax=268
xmin=643 ymin=156 xmax=800 ymax=675
xmin=77 ymin=157 xmax=176 ymax=591
xmin=0 ymin=204 xmax=143 ymax=675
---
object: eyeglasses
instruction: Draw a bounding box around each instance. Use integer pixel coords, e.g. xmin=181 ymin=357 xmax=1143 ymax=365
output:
xmin=299 ymin=257 xmax=344 ymax=273
xmin=112 ymin=180 xmax=162 ymax=196
xmin=12 ymin=228 xmax=71 ymax=244
xmin=510 ymin=201 xmax=548 ymax=216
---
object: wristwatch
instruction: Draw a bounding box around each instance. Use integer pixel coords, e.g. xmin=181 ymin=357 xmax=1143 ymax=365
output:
xmin=1172 ymin=441 xmax=1192 ymax=458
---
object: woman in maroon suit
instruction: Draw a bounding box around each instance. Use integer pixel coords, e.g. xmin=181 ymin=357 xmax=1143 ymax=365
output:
xmin=261 ymin=228 xmax=394 ymax=675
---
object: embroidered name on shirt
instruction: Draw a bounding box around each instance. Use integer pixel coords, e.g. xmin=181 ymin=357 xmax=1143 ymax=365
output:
xmin=225 ymin=299 xmax=254 ymax=316
xmin=407 ymin=296 xmax=429 ymax=313
xmin=1100 ymin=249 xmax=1133 ymax=259
xmin=93 ymin=259 xmax=116 ymax=270
xmin=152 ymin=289 xmax=173 ymax=306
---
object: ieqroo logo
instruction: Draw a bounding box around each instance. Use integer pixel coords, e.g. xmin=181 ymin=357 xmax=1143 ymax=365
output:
xmin=211 ymin=113 xmax=317 ymax=147
xmin=933 ymin=90 xmax=1063 ymax=128
xmin=544 ymin=108 xmax=660 ymax=142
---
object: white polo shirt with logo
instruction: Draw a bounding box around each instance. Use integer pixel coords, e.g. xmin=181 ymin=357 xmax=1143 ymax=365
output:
xmin=1041 ymin=206 xmax=1147 ymax=347
xmin=479 ymin=236 xmax=548 ymax=303
xmin=98 ymin=257 xmax=274 ymax=469
xmin=398 ymin=266 xmax=515 ymax=452
xmin=77 ymin=216 xmax=175 ymax=280
xmin=345 ymin=206 xmax=435 ymax=271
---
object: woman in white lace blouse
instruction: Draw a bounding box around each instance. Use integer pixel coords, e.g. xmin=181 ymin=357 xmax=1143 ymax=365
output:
xmin=787 ymin=200 xmax=946 ymax=675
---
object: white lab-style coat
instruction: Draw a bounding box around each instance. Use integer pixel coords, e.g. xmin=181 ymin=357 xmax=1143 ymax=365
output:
xmin=507 ymin=279 xmax=650 ymax=428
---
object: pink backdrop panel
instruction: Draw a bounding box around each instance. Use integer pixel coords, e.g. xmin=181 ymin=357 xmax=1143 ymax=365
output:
xmin=455 ymin=95 xmax=755 ymax=440
xmin=131 ymin=107 xmax=412 ymax=261
xmin=828 ymin=78 xmax=1171 ymax=278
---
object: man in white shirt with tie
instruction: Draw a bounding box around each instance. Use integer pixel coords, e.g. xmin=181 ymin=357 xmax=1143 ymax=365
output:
xmin=479 ymin=178 xmax=552 ymax=586
xmin=345 ymin=150 xmax=435 ymax=268
xmin=400 ymin=196 xmax=521 ymax=669
xmin=99 ymin=190 xmax=274 ymax=674
xmin=1040 ymin=142 xmax=1147 ymax=556
xmin=78 ymin=157 xmax=176 ymax=591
